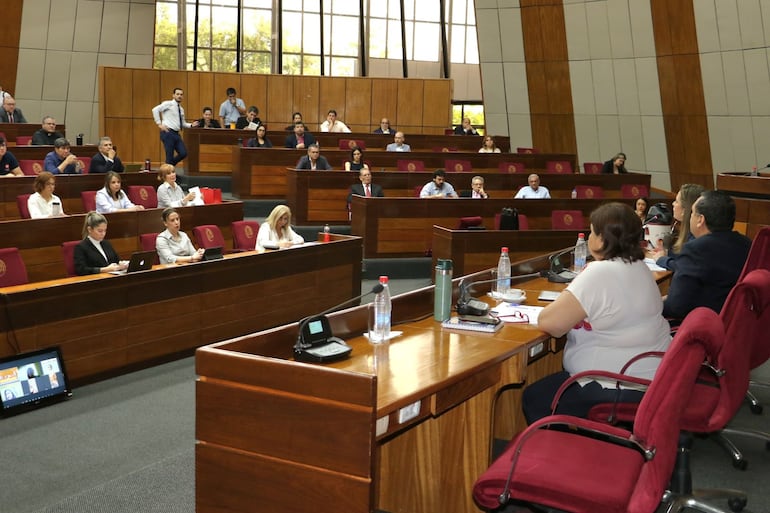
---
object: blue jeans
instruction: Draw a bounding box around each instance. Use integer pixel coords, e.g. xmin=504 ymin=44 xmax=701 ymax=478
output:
xmin=160 ymin=130 xmax=187 ymax=165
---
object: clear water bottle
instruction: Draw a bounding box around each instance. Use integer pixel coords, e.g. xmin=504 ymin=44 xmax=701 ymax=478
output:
xmin=497 ymin=247 xmax=511 ymax=295
xmin=574 ymin=233 xmax=587 ymax=272
xmin=323 ymin=224 xmax=331 ymax=242
xmin=571 ymin=187 xmax=577 ymax=199
xmin=372 ymin=276 xmax=392 ymax=343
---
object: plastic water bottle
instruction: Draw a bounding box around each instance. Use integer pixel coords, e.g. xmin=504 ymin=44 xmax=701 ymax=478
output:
xmin=323 ymin=224 xmax=331 ymax=242
xmin=373 ymin=276 xmax=392 ymax=343
xmin=571 ymin=187 xmax=577 ymax=199
xmin=497 ymin=247 xmax=511 ymax=295
xmin=574 ymin=233 xmax=587 ymax=272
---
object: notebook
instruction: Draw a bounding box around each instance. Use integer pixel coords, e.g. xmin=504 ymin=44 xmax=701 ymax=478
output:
xmin=441 ymin=316 xmax=504 ymax=333
xmin=110 ymin=250 xmax=156 ymax=274
xmin=202 ymin=246 xmax=224 ymax=261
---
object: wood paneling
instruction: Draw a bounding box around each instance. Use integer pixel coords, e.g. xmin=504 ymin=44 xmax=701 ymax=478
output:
xmin=132 ymin=69 xmax=161 ymax=119
xmin=266 ymin=74 xmax=294 ymax=124
xmin=345 ymin=78 xmax=373 ymax=126
xmin=0 ymin=0 xmax=22 ymax=99
xmin=423 ymin=80 xmax=452 ymax=128
xmin=292 ymin=75 xmax=320 ymax=125
xmin=397 ymin=80 xmax=425 ymax=126
xmin=241 ymin=74 xmax=268 ymax=117
xmin=319 ymin=77 xmax=348 ymax=122
xmin=103 ymin=68 xmax=133 ymax=118
xmin=371 ymin=79 xmax=400 ymax=130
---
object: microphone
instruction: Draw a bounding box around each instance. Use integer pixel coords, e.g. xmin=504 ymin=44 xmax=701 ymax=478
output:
xmin=541 ymin=247 xmax=578 ymax=283
xmin=294 ymin=283 xmax=384 ymax=363
xmin=642 ymin=214 xmax=662 ymax=229
xmin=457 ymin=273 xmax=541 ymax=315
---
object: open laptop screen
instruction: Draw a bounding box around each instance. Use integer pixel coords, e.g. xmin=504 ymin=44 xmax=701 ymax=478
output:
xmin=0 ymin=346 xmax=71 ymax=416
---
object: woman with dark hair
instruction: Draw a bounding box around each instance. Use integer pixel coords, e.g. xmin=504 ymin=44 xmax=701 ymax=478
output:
xmin=601 ymin=152 xmax=628 ymax=174
xmin=156 ymin=207 xmax=204 ymax=264
xmin=634 ymin=197 xmax=648 ymax=221
xmin=344 ymin=147 xmax=369 ymax=171
xmin=74 ymin=211 xmax=127 ymax=275
xmin=95 ymin=171 xmax=143 ymax=213
xmin=522 ymin=202 xmax=671 ymax=424
xmin=247 ymin=125 xmax=273 ymax=148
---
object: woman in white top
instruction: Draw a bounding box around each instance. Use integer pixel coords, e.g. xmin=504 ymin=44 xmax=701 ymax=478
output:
xmin=95 ymin=171 xmax=144 ymax=213
xmin=156 ymin=163 xmax=196 ymax=209
xmin=478 ymin=135 xmax=501 ymax=153
xmin=27 ymin=171 xmax=65 ymax=218
xmin=155 ymin=207 xmax=204 ymax=264
xmin=256 ymin=204 xmax=305 ymax=251
xmin=522 ymin=202 xmax=671 ymax=424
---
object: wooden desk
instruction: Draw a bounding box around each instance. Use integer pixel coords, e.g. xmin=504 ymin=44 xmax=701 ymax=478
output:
xmin=0 ymin=123 xmax=67 ymax=144
xmin=195 ymin=254 xmax=566 ymax=513
xmin=716 ymin=172 xmax=770 ymax=238
xmin=0 ymin=202 xmax=243 ymax=281
xmin=0 ymin=235 xmax=362 ymax=385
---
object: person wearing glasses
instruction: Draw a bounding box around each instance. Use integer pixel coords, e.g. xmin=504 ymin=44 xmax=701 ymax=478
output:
xmin=31 ymin=116 xmax=64 ymax=145
xmin=28 ymin=172 xmax=66 ymax=218
xmin=522 ymin=202 xmax=671 ymax=424
xmin=459 ymin=176 xmax=489 ymax=198
xmin=373 ymin=118 xmax=395 ymax=135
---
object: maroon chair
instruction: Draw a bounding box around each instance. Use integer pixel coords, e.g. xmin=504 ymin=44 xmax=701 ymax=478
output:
xmin=397 ymin=159 xmax=425 ymax=172
xmin=738 ymin=226 xmax=770 ymax=282
xmin=516 ymin=147 xmax=539 ymax=154
xmin=81 ymin=191 xmax=97 ymax=212
xmin=456 ymin=216 xmax=483 ymax=230
xmin=193 ymin=224 xmax=227 ymax=251
xmin=432 ymin=146 xmax=458 ymax=153
xmin=139 ymin=233 xmax=160 ymax=264
xmin=621 ymin=184 xmax=649 ymax=198
xmin=19 ymin=159 xmax=44 ymax=176
xmin=493 ymin=213 xmax=529 ymax=230
xmin=444 ymin=159 xmax=472 ymax=173
xmin=75 ymin=156 xmax=91 ymax=174
xmin=551 ymin=210 xmax=585 ymax=230
xmin=583 ymin=161 xmax=603 ymax=174
xmin=16 ymin=193 xmax=31 ymax=219
xmin=338 ymin=138 xmax=366 ymax=150
xmin=545 ymin=160 xmax=573 ymax=174
xmin=413 ymin=185 xmax=423 ymax=197
xmin=574 ymin=185 xmax=604 ymax=199
xmin=126 ymin=185 xmax=158 ymax=209
xmin=498 ymin=161 xmax=525 ymax=174
xmin=231 ymin=220 xmax=260 ymax=251
xmin=473 ymin=308 xmax=723 ymax=513
xmin=0 ymin=247 xmax=29 ymax=287
xmin=15 ymin=135 xmax=32 ymax=146
xmin=61 ymin=240 xmax=80 ymax=277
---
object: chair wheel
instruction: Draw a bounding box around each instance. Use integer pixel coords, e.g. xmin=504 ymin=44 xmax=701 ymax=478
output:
xmin=728 ymin=496 xmax=747 ymax=512
xmin=732 ymin=458 xmax=748 ymax=471
xmin=750 ymin=403 xmax=763 ymax=414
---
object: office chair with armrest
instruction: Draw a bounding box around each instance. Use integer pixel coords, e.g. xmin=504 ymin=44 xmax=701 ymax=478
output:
xmin=81 ymin=191 xmax=97 ymax=212
xmin=231 ymin=220 xmax=260 ymax=251
xmin=545 ymin=160 xmax=573 ymax=174
xmin=19 ymin=159 xmax=44 ymax=176
xmin=621 ymin=184 xmax=650 ymax=198
xmin=338 ymin=139 xmax=366 ymax=150
xmin=139 ymin=233 xmax=160 ymax=265
xmin=15 ymin=135 xmax=32 ymax=145
xmin=126 ymin=185 xmax=158 ymax=209
xmin=16 ymin=194 xmax=31 ymax=219
xmin=473 ymin=308 xmax=723 ymax=513
xmin=444 ymin=159 xmax=472 ymax=172
xmin=396 ymin=159 xmax=425 ymax=172
xmin=193 ymin=225 xmax=228 ymax=252
xmin=583 ymin=162 xmax=603 ymax=174
xmin=61 ymin=240 xmax=80 ymax=277
xmin=0 ymin=247 xmax=29 ymax=287
xmin=498 ymin=161 xmax=525 ymax=174
xmin=551 ymin=210 xmax=585 ymax=230
xmin=574 ymin=185 xmax=604 ymax=199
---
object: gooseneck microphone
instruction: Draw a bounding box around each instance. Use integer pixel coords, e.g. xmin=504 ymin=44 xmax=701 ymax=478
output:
xmin=457 ymin=273 xmax=541 ymax=315
xmin=542 ymin=247 xmax=578 ymax=283
xmin=294 ymin=283 xmax=384 ymax=363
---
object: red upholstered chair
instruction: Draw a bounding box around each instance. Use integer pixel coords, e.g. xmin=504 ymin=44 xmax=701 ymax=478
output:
xmin=0 ymin=247 xmax=29 ymax=287
xmin=574 ymin=185 xmax=604 ymax=199
xmin=493 ymin=213 xmax=528 ymax=230
xmin=583 ymin=161 xmax=603 ymax=174
xmin=621 ymin=184 xmax=649 ymax=198
xmin=473 ymin=308 xmax=723 ymax=513
xmin=738 ymin=226 xmax=770 ymax=282
xmin=444 ymin=128 xmax=454 ymax=135
xmin=456 ymin=216 xmax=483 ymax=230
xmin=19 ymin=159 xmax=44 ymax=176
xmin=498 ymin=161 xmax=525 ymax=174
xmin=16 ymin=194 xmax=31 ymax=219
xmin=193 ymin=224 xmax=227 ymax=251
xmin=397 ymin=159 xmax=425 ymax=172
xmin=15 ymin=135 xmax=32 ymax=145
xmin=444 ymin=159 xmax=472 ymax=173
xmin=413 ymin=185 xmax=423 ymax=197
xmin=81 ymin=191 xmax=97 ymax=212
xmin=231 ymin=220 xmax=260 ymax=251
xmin=0 ymin=131 xmax=5 ymax=142
xmin=338 ymin=139 xmax=366 ymax=150
xmin=545 ymin=160 xmax=573 ymax=174
xmin=61 ymin=240 xmax=80 ymax=277
xmin=432 ymin=146 xmax=458 ymax=153
xmin=126 ymin=185 xmax=158 ymax=209
xmin=139 ymin=233 xmax=160 ymax=264
xmin=516 ymin=147 xmax=539 ymax=154
xmin=551 ymin=210 xmax=585 ymax=230
xmin=75 ymin=156 xmax=91 ymax=174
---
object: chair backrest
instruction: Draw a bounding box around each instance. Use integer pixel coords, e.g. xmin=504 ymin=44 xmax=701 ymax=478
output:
xmin=621 ymin=184 xmax=649 ymax=198
xmin=15 ymin=135 xmax=32 ymax=146
xmin=16 ymin=194 xmax=31 ymax=219
xmin=61 ymin=240 xmax=80 ymax=277
xmin=413 ymin=185 xmax=423 ymax=197
xmin=737 ymin=226 xmax=770 ymax=282
xmin=193 ymin=225 xmax=226 ymax=250
xmin=232 ymin=220 xmax=260 ymax=251
xmin=574 ymin=185 xmax=604 ymax=199
xmin=81 ymin=191 xmax=97 ymax=212
xmin=397 ymin=159 xmax=424 ymax=172
xmin=433 ymin=146 xmax=458 ymax=153
xmin=444 ymin=159 xmax=472 ymax=173
xmin=126 ymin=185 xmax=158 ymax=209
xmin=139 ymin=233 xmax=160 ymax=264
xmin=0 ymin=247 xmax=29 ymax=287
xmin=443 ymin=128 xmax=454 ymax=135
xmin=19 ymin=159 xmax=44 ymax=176
xmin=720 ymin=269 xmax=770 ymax=377
xmin=551 ymin=210 xmax=585 ymax=230
xmin=545 ymin=160 xmax=573 ymax=174
xmin=338 ymin=138 xmax=366 ymax=150
xmin=498 ymin=161 xmax=525 ymax=174
xmin=516 ymin=147 xmax=539 ymax=154
xmin=75 ymin=156 xmax=91 ymax=174
xmin=457 ymin=216 xmax=483 ymax=230
xmin=583 ymin=161 xmax=603 ymax=174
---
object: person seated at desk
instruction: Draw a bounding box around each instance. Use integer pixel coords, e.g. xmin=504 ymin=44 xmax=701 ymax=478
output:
xmin=156 ymin=207 xmax=205 ymax=264
xmin=246 ymin=125 xmax=272 ymax=148
xmin=373 ymin=118 xmax=395 ymax=134
xmin=523 ymin=202 xmax=671 ymax=424
xmin=235 ymin=106 xmax=261 ymax=130
xmin=454 ymin=117 xmax=479 ymax=136
xmin=634 ymin=197 xmax=648 ymax=222
xmin=90 ymin=136 xmax=125 ymax=174
xmin=198 ymin=107 xmax=221 ymax=129
xmin=0 ymin=96 xmax=27 ymax=123
xmin=478 ymin=135 xmax=500 ymax=153
xmin=284 ymin=122 xmax=316 ymax=149
xmin=157 ymin=163 xmax=196 ymax=208
xmin=320 ymin=109 xmax=351 ymax=133
xmin=458 ymin=175 xmax=489 ymax=198
xmin=0 ymin=136 xmax=23 ymax=177
xmin=347 ymin=168 xmax=384 ymax=206
xmin=650 ymin=183 xmax=703 ymax=271
xmin=514 ymin=173 xmax=550 ymax=199
xmin=601 ymin=152 xmax=628 ymax=174
xmin=45 ymin=138 xmax=84 ymax=175
xmin=295 ymin=143 xmax=332 ymax=170
xmin=344 ymin=146 xmax=368 ymax=171
xmin=385 ymin=132 xmax=411 ymax=152
xmin=28 ymin=171 xmax=66 ymax=218
xmin=32 ymin=116 xmax=64 ymax=145
xmin=420 ymin=169 xmax=457 ymax=198
xmin=96 ymin=171 xmax=144 ymax=213
xmin=256 ymin=204 xmax=305 ymax=251
xmin=662 ymin=190 xmax=751 ymax=322
xmin=285 ymin=112 xmax=303 ymax=131
xmin=74 ymin=211 xmax=127 ymax=275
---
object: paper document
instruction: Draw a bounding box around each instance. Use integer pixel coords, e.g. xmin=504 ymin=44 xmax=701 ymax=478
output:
xmin=489 ymin=303 xmax=544 ymax=325
xmin=644 ymin=258 xmax=666 ymax=272
xmin=188 ymin=186 xmax=205 ymax=206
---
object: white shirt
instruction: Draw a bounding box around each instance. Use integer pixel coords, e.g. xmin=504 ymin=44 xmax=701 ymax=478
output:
xmin=514 ymin=185 xmax=551 ymax=199
xmin=255 ymin=223 xmax=304 ymax=251
xmin=478 ymin=148 xmax=501 ymax=153
xmin=420 ymin=181 xmax=456 ymax=198
xmin=157 ymin=182 xmax=187 ymax=208
xmin=152 ymin=99 xmax=190 ymax=131
xmin=95 ymin=187 xmax=137 ymax=213
xmin=156 ymin=229 xmax=197 ymax=264
xmin=28 ymin=192 xmax=64 ymax=219
xmin=320 ymin=119 xmax=351 ymax=133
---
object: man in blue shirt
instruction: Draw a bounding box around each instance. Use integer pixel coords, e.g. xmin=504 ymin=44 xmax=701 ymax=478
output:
xmin=44 ymin=138 xmax=83 ymax=174
xmin=420 ymin=169 xmax=457 ymax=198
xmin=218 ymin=87 xmax=246 ymax=127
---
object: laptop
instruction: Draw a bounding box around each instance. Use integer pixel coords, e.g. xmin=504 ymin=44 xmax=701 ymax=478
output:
xmin=202 ymin=246 xmax=224 ymax=261
xmin=111 ymin=250 xmax=156 ymax=274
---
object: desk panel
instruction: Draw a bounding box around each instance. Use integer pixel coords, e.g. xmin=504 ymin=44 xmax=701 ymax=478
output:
xmin=716 ymin=172 xmax=770 ymax=238
xmin=0 ymin=123 xmax=67 ymax=144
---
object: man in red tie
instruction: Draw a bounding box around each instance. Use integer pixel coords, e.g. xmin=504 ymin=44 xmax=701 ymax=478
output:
xmin=347 ymin=168 xmax=384 ymax=210
xmin=0 ymin=96 xmax=28 ymax=123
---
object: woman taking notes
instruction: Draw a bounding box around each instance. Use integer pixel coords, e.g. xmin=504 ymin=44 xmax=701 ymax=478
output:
xmin=256 ymin=205 xmax=304 ymax=251
xmin=95 ymin=171 xmax=144 ymax=213
xmin=28 ymin=172 xmax=65 ymax=218
xmin=74 ymin=211 xmax=127 ymax=275
xmin=157 ymin=164 xmax=196 ymax=208
xmin=156 ymin=207 xmax=205 ymax=264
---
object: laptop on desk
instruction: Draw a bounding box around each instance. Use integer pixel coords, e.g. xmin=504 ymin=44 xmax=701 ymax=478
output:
xmin=110 ymin=250 xmax=156 ymax=275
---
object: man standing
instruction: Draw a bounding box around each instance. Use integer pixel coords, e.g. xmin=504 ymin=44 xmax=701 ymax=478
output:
xmin=152 ymin=88 xmax=199 ymax=166
xmin=0 ymin=137 xmax=23 ymax=177
xmin=218 ymin=87 xmax=246 ymax=127
xmin=295 ymin=144 xmax=332 ymax=170
xmin=347 ymin=168 xmax=384 ymax=205
xmin=89 ymin=136 xmax=125 ymax=173
xmin=284 ymin=123 xmax=316 ymax=149
xmin=514 ymin=174 xmax=551 ymax=199
xmin=420 ymin=169 xmax=457 ymax=198
xmin=44 ymin=138 xmax=83 ymax=174
xmin=453 ymin=117 xmax=479 ymax=135
xmin=663 ymin=190 xmax=752 ymax=321
xmin=0 ymin=96 xmax=27 ymax=123
xmin=459 ymin=176 xmax=489 ymax=198
xmin=386 ymin=131 xmax=411 ymax=152
xmin=32 ymin=116 xmax=64 ymax=145
xmin=320 ymin=109 xmax=351 ymax=133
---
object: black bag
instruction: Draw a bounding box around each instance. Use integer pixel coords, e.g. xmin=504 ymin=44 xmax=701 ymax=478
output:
xmin=645 ymin=203 xmax=673 ymax=225
xmin=500 ymin=207 xmax=519 ymax=230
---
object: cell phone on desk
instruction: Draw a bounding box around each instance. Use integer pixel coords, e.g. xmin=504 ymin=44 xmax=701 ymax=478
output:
xmin=459 ymin=314 xmax=500 ymax=325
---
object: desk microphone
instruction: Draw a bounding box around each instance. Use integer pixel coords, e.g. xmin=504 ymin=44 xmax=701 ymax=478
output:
xmin=542 ymin=247 xmax=578 ymax=283
xmin=294 ymin=283 xmax=384 ymax=363
xmin=457 ymin=273 xmax=541 ymax=315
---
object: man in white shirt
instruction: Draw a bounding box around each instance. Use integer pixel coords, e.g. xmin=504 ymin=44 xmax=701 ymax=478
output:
xmin=420 ymin=169 xmax=457 ymax=198
xmin=514 ymin=173 xmax=551 ymax=199
xmin=218 ymin=87 xmax=246 ymax=127
xmin=386 ymin=131 xmax=411 ymax=152
xmin=320 ymin=109 xmax=351 ymax=133
xmin=152 ymin=88 xmax=199 ymax=166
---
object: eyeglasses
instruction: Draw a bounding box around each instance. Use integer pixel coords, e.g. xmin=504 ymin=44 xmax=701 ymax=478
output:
xmin=494 ymin=311 xmax=529 ymax=324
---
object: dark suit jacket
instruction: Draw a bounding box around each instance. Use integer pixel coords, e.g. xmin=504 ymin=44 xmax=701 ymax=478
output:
xmin=0 ymin=108 xmax=27 ymax=123
xmin=373 ymin=128 xmax=396 ymax=134
xmin=74 ymin=238 xmax=121 ymax=275
xmin=284 ymin=132 xmax=317 ymax=148
xmin=296 ymin=155 xmax=332 ymax=170
xmin=601 ymin=159 xmax=628 ymax=174
xmin=458 ymin=190 xmax=488 ymax=198
xmin=90 ymin=152 xmax=125 ymax=173
xmin=32 ymin=129 xmax=64 ymax=146
xmin=236 ymin=116 xmax=261 ymax=130
xmin=663 ymin=230 xmax=752 ymax=320
xmin=454 ymin=126 xmax=478 ymax=135
xmin=347 ymin=183 xmax=384 ymax=205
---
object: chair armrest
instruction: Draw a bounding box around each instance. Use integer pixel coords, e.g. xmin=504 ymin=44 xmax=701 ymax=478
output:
xmin=549 ymin=370 xmax=652 ymax=413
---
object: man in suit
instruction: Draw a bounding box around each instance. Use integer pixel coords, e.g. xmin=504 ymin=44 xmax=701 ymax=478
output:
xmin=0 ymin=96 xmax=27 ymax=123
xmin=295 ymin=143 xmax=332 ymax=170
xmin=458 ymin=175 xmax=489 ymax=198
xmin=347 ymin=168 xmax=384 ymax=207
xmin=90 ymin=136 xmax=125 ymax=173
xmin=32 ymin=116 xmax=64 ymax=145
xmin=663 ymin=190 xmax=752 ymax=321
xmin=453 ymin=117 xmax=479 ymax=135
xmin=284 ymin=122 xmax=317 ymax=149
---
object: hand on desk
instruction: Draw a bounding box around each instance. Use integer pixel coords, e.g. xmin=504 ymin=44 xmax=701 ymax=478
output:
xmin=103 ymin=262 xmax=127 ymax=273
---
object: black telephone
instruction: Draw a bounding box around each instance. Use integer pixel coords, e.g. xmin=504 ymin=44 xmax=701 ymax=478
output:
xmin=294 ymin=315 xmax=352 ymax=363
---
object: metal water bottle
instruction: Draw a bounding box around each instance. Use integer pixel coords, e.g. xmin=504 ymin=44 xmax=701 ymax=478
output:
xmin=434 ymin=259 xmax=453 ymax=321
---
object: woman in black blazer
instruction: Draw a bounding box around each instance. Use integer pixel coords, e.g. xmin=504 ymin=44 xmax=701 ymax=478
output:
xmin=74 ymin=211 xmax=127 ymax=275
